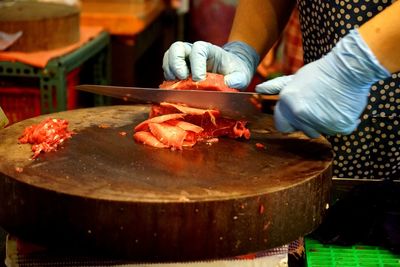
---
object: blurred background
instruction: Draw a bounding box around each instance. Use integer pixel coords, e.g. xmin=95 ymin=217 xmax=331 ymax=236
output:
xmin=0 ymin=0 xmax=303 ymax=126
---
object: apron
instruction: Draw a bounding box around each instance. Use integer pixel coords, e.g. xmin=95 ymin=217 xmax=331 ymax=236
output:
xmin=296 ymin=0 xmax=400 ymax=180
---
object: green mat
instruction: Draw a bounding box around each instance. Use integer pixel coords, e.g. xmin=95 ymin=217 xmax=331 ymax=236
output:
xmin=305 ymin=238 xmax=400 ymax=267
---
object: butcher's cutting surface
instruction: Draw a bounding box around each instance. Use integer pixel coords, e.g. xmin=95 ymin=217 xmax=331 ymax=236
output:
xmin=0 ymin=105 xmax=333 ymax=261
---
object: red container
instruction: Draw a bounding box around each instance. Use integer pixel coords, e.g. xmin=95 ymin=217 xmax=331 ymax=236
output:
xmin=0 ymin=68 xmax=81 ymax=125
xmin=0 ymin=87 xmax=41 ymax=125
xmin=66 ymin=67 xmax=80 ymax=110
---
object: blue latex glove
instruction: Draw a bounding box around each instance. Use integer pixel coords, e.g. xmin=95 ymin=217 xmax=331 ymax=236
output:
xmin=255 ymin=29 xmax=390 ymax=138
xmin=162 ymin=41 xmax=260 ymax=90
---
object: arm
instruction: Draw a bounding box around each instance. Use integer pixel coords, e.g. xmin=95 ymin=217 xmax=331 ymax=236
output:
xmin=162 ymin=0 xmax=295 ymax=89
xmin=255 ymin=3 xmax=397 ymax=138
xmin=229 ymin=0 xmax=296 ymax=55
xmin=359 ymin=0 xmax=400 ymax=73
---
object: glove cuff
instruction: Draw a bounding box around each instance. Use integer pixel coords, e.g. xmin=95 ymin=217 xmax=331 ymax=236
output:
xmin=222 ymin=41 xmax=260 ymax=75
xmin=330 ymin=28 xmax=390 ymax=85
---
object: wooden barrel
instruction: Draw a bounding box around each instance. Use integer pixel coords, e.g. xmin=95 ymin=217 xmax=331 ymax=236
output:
xmin=0 ymin=1 xmax=80 ymax=52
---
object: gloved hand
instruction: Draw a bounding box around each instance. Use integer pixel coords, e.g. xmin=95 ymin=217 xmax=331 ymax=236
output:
xmin=162 ymin=41 xmax=260 ymax=90
xmin=255 ymin=29 xmax=390 ymax=138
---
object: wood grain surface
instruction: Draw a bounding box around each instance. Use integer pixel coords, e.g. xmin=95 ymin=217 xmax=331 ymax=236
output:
xmin=0 ymin=105 xmax=333 ymax=261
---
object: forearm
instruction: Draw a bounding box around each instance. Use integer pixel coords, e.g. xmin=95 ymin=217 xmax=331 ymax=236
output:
xmin=358 ymin=1 xmax=400 ymax=73
xmin=228 ymin=0 xmax=295 ymax=55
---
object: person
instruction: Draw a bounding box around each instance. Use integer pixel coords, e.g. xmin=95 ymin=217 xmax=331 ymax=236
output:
xmin=162 ymin=0 xmax=400 ymax=257
xmin=163 ymin=0 xmax=399 ymax=180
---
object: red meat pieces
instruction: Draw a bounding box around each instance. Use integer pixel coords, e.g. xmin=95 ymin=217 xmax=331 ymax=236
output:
xmin=134 ymin=102 xmax=250 ymax=150
xmin=19 ymin=118 xmax=74 ymax=159
xmin=135 ymin=72 xmax=250 ymax=150
xmin=159 ymin=73 xmax=238 ymax=92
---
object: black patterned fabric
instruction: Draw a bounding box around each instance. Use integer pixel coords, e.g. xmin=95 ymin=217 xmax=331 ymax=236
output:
xmin=297 ymin=0 xmax=400 ymax=180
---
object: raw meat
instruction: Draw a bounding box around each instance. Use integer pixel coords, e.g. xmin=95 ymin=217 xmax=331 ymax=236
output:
xmin=133 ymin=110 xmax=204 ymax=150
xmin=152 ymin=102 xmax=250 ymax=139
xmin=148 ymin=122 xmax=187 ymax=149
xmin=167 ymin=120 xmax=204 ymax=133
xmin=133 ymin=131 xmax=169 ymax=148
xmin=134 ymin=102 xmax=250 ymax=150
xmin=134 ymin=72 xmax=250 ymax=150
xmin=135 ymin=113 xmax=186 ymax=132
xmin=18 ymin=118 xmax=74 ymax=159
xmin=159 ymin=73 xmax=238 ymax=92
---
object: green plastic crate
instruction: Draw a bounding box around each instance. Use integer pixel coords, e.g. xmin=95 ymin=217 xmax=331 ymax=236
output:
xmin=305 ymin=238 xmax=400 ymax=267
xmin=0 ymin=31 xmax=111 ymax=115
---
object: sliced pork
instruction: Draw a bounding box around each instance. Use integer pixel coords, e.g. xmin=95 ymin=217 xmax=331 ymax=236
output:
xmin=134 ymin=102 xmax=250 ymax=150
xmin=159 ymin=73 xmax=238 ymax=92
xmin=134 ymin=72 xmax=250 ymax=150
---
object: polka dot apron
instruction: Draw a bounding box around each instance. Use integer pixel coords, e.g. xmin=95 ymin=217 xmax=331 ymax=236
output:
xmin=296 ymin=0 xmax=400 ymax=180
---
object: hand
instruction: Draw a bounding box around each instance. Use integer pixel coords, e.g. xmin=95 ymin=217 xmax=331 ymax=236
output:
xmin=162 ymin=41 xmax=259 ymax=90
xmin=256 ymin=29 xmax=390 ymax=138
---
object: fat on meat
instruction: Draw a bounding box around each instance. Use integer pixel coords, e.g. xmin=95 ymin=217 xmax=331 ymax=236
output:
xmin=148 ymin=122 xmax=188 ymax=150
xmin=134 ymin=73 xmax=250 ymax=150
xmin=134 ymin=103 xmax=250 ymax=150
xmin=133 ymin=131 xmax=169 ymax=148
xmin=159 ymin=73 xmax=238 ymax=92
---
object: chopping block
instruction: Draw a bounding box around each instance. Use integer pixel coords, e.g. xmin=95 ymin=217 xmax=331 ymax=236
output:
xmin=0 ymin=1 xmax=80 ymax=52
xmin=0 ymin=105 xmax=333 ymax=261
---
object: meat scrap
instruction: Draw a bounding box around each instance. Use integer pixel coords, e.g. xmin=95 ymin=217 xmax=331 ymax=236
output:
xmin=134 ymin=102 xmax=250 ymax=150
xmin=118 ymin=131 xmax=127 ymax=136
xmin=159 ymin=73 xmax=238 ymax=92
xmin=256 ymin=143 xmax=266 ymax=149
xmin=19 ymin=118 xmax=74 ymax=159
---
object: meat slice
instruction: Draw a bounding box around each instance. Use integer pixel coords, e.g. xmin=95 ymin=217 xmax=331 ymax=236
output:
xmin=159 ymin=73 xmax=238 ymax=92
xmin=133 ymin=131 xmax=169 ymax=148
xmin=159 ymin=102 xmax=220 ymax=116
xmin=167 ymin=120 xmax=204 ymax=134
xmin=151 ymin=102 xmax=220 ymax=126
xmin=148 ymin=123 xmax=187 ymax=150
xmin=134 ymin=113 xmax=186 ymax=132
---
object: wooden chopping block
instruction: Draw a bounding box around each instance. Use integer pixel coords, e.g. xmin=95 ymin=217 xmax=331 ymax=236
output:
xmin=0 ymin=105 xmax=333 ymax=261
xmin=0 ymin=1 xmax=80 ymax=52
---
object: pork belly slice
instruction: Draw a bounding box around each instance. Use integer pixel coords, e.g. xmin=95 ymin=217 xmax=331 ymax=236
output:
xmin=133 ymin=131 xmax=169 ymax=148
xmin=134 ymin=113 xmax=186 ymax=132
xmin=167 ymin=120 xmax=204 ymax=134
xmin=148 ymin=122 xmax=188 ymax=150
xmin=159 ymin=73 xmax=238 ymax=92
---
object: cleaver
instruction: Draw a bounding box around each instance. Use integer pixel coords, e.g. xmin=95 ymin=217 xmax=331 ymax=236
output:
xmin=76 ymin=85 xmax=278 ymax=121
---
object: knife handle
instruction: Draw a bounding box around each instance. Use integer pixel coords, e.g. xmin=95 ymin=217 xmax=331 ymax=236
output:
xmin=260 ymin=95 xmax=279 ymax=115
xmin=260 ymin=95 xmax=279 ymax=101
